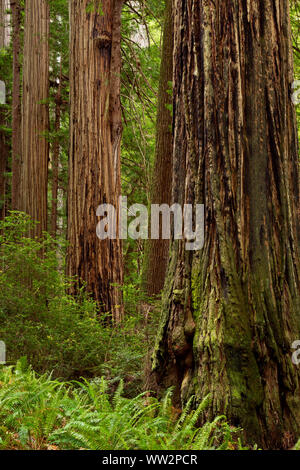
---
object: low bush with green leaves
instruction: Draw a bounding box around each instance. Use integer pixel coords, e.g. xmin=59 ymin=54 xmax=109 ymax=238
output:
xmin=0 ymin=212 xmax=148 ymax=390
xmin=0 ymin=359 xmax=243 ymax=450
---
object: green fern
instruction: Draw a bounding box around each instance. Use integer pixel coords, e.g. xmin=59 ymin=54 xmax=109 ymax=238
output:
xmin=0 ymin=361 xmax=241 ymax=450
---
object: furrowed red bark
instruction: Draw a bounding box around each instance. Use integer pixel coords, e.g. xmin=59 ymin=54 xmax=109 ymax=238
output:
xmin=67 ymin=0 xmax=124 ymax=321
xmin=20 ymin=0 xmax=49 ymax=237
xmin=10 ymin=0 xmax=22 ymax=211
xmin=153 ymin=0 xmax=300 ymax=449
xmin=0 ymin=0 xmax=9 ymax=219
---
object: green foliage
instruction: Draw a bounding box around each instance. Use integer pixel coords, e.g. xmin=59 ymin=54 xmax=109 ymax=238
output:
xmin=86 ymin=1 xmax=104 ymax=16
xmin=0 ymin=360 xmax=240 ymax=450
xmin=0 ymin=213 xmax=149 ymax=388
xmin=291 ymin=0 xmax=300 ymax=141
xmin=0 ymin=359 xmax=70 ymax=449
xmin=0 ymin=36 xmax=13 ymax=102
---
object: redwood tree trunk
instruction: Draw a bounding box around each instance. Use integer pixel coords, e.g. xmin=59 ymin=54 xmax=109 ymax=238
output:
xmin=0 ymin=0 xmax=4 ymax=47
xmin=0 ymin=107 xmax=7 ymax=219
xmin=0 ymin=0 xmax=8 ymax=219
xmin=142 ymin=0 xmax=173 ymax=297
xmin=67 ymin=0 xmax=124 ymax=321
xmin=153 ymin=0 xmax=300 ymax=449
xmin=50 ymin=75 xmax=62 ymax=238
xmin=20 ymin=0 xmax=49 ymax=237
xmin=10 ymin=0 xmax=22 ymax=211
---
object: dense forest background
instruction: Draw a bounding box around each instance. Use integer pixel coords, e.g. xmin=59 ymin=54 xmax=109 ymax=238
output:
xmin=0 ymin=0 xmax=299 ymax=451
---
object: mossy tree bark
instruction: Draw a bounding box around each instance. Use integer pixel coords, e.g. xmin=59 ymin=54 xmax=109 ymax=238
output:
xmin=20 ymin=0 xmax=49 ymax=237
xmin=153 ymin=0 xmax=300 ymax=449
xmin=67 ymin=0 xmax=124 ymax=321
xmin=142 ymin=0 xmax=173 ymax=297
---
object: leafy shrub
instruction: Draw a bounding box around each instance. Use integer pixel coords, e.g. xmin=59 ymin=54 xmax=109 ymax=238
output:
xmin=0 ymin=360 xmax=241 ymax=450
xmin=0 ymin=213 xmax=147 ymax=387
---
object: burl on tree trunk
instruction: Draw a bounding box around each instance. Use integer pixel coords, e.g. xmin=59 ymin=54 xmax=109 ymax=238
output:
xmin=153 ymin=0 xmax=300 ymax=449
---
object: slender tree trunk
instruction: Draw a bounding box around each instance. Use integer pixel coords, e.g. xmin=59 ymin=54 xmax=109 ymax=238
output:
xmin=50 ymin=72 xmax=62 ymax=238
xmin=142 ymin=0 xmax=173 ymax=297
xmin=20 ymin=0 xmax=49 ymax=237
xmin=0 ymin=0 xmax=9 ymax=219
xmin=0 ymin=112 xmax=7 ymax=219
xmin=0 ymin=101 xmax=8 ymax=219
xmin=0 ymin=0 xmax=4 ymax=47
xmin=10 ymin=0 xmax=22 ymax=211
xmin=153 ymin=0 xmax=300 ymax=449
xmin=67 ymin=0 xmax=124 ymax=321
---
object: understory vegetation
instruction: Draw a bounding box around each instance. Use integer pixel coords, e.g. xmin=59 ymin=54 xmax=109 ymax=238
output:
xmin=0 ymin=213 xmax=247 ymax=451
xmin=0 ymin=213 xmax=154 ymax=394
xmin=0 ymin=358 xmax=246 ymax=450
xmin=0 ymin=212 xmax=241 ymax=449
xmin=1 ymin=214 xmax=299 ymax=451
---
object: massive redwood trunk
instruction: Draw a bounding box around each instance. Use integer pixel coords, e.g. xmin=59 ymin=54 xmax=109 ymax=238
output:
xmin=153 ymin=0 xmax=300 ymax=449
xmin=20 ymin=0 xmax=49 ymax=237
xmin=67 ymin=0 xmax=124 ymax=321
xmin=142 ymin=0 xmax=173 ymax=297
